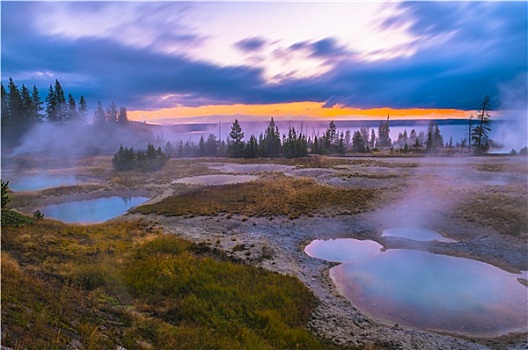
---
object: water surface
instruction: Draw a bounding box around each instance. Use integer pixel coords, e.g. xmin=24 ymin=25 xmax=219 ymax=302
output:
xmin=8 ymin=174 xmax=79 ymax=191
xmin=382 ymin=227 xmax=456 ymax=242
xmin=305 ymin=238 xmax=527 ymax=336
xmin=42 ymin=196 xmax=148 ymax=223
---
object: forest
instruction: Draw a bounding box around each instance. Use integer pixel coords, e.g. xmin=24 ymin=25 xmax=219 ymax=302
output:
xmin=2 ymin=78 xmax=506 ymax=160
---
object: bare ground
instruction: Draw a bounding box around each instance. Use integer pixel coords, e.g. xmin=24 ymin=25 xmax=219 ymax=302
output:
xmin=6 ymin=155 xmax=528 ymax=349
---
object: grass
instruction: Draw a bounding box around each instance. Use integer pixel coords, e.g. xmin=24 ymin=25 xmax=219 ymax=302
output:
xmin=134 ymin=174 xmax=383 ymax=218
xmin=455 ymin=184 xmax=528 ymax=238
xmin=2 ymin=219 xmax=344 ymax=349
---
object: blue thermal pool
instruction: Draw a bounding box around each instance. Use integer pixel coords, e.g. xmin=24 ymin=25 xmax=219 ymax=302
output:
xmin=305 ymin=238 xmax=527 ymax=336
xmin=8 ymin=174 xmax=80 ymax=191
xmin=382 ymin=227 xmax=456 ymax=242
xmin=41 ymin=196 xmax=149 ymax=223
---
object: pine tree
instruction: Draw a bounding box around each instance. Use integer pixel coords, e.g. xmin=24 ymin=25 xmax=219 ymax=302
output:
xmin=66 ymin=93 xmax=78 ymax=123
xmin=46 ymin=84 xmax=59 ymax=122
xmin=245 ymin=135 xmax=259 ymax=158
xmin=54 ymin=80 xmax=66 ymax=123
xmin=472 ymin=96 xmax=492 ymax=154
xmin=94 ymin=101 xmax=106 ymax=126
xmin=322 ymin=120 xmax=338 ymax=154
xmin=206 ymin=133 xmax=218 ymax=156
xmin=262 ymin=117 xmax=281 ymax=157
xmin=7 ymin=78 xmax=22 ymax=121
xmin=1 ymin=83 xmax=8 ymax=120
xmin=106 ymin=101 xmax=118 ymax=124
xmin=376 ymin=116 xmax=391 ymax=148
xmin=352 ymin=130 xmax=366 ymax=153
xmin=117 ymin=106 xmax=129 ymax=125
xmin=31 ymin=86 xmax=44 ymax=123
xmin=228 ymin=119 xmax=245 ymax=158
xmin=198 ymin=136 xmax=207 ymax=156
xmin=78 ymin=96 xmax=87 ymax=124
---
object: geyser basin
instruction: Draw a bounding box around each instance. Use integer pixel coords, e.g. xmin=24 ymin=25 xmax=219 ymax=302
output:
xmin=305 ymin=238 xmax=527 ymax=336
xmin=382 ymin=227 xmax=456 ymax=242
xmin=8 ymin=174 xmax=79 ymax=191
xmin=41 ymin=196 xmax=148 ymax=223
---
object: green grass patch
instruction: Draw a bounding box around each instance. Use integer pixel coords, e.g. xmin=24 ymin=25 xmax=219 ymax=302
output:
xmin=135 ymin=175 xmax=382 ymax=218
xmin=2 ymin=220 xmax=340 ymax=349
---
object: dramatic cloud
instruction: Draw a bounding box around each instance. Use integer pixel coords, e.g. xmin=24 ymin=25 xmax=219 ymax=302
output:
xmin=235 ymin=37 xmax=267 ymax=53
xmin=1 ymin=1 xmax=526 ymax=114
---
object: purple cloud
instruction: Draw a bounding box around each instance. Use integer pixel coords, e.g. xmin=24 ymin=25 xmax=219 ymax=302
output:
xmin=235 ymin=37 xmax=267 ymax=52
xmin=1 ymin=1 xmax=526 ymax=112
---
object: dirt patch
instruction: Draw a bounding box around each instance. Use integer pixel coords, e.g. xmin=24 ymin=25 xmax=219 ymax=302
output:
xmin=171 ymin=174 xmax=258 ymax=186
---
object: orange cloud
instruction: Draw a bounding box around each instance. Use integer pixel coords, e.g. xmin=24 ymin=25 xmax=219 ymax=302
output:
xmin=128 ymin=101 xmax=471 ymax=124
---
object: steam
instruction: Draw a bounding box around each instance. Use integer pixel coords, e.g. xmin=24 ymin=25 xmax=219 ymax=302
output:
xmin=494 ymin=73 xmax=528 ymax=152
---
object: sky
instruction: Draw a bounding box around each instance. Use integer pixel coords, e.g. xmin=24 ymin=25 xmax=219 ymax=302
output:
xmin=1 ymin=1 xmax=527 ymax=124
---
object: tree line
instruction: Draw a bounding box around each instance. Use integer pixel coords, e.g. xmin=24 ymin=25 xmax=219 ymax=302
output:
xmin=112 ymin=143 xmax=169 ymax=171
xmin=1 ymin=78 xmax=130 ymax=149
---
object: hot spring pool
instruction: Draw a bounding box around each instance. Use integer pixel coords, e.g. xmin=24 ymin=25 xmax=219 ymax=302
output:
xmin=305 ymin=238 xmax=527 ymax=336
xmin=41 ymin=196 xmax=149 ymax=223
xmin=8 ymin=174 xmax=80 ymax=191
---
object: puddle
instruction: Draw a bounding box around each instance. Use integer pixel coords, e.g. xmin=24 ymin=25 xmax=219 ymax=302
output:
xmin=382 ymin=227 xmax=456 ymax=242
xmin=7 ymin=174 xmax=80 ymax=191
xmin=172 ymin=174 xmax=258 ymax=186
xmin=305 ymin=238 xmax=527 ymax=336
xmin=41 ymin=196 xmax=148 ymax=223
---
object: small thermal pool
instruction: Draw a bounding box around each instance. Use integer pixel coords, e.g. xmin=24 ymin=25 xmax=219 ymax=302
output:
xmin=305 ymin=238 xmax=527 ymax=336
xmin=8 ymin=174 xmax=80 ymax=191
xmin=41 ymin=196 xmax=148 ymax=224
xmin=382 ymin=227 xmax=456 ymax=242
xmin=172 ymin=174 xmax=258 ymax=186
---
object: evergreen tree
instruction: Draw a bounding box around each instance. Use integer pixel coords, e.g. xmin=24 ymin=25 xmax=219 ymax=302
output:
xmin=54 ymin=80 xmax=66 ymax=123
xmin=228 ymin=119 xmax=245 ymax=158
xmin=262 ymin=117 xmax=281 ymax=157
xmin=45 ymin=84 xmax=59 ymax=122
xmin=164 ymin=141 xmax=173 ymax=156
xmin=472 ymin=96 xmax=492 ymax=154
xmin=78 ymin=96 xmax=87 ymax=124
xmin=198 ymin=136 xmax=207 ymax=156
xmin=359 ymin=127 xmax=369 ymax=147
xmin=376 ymin=116 xmax=391 ymax=148
xmin=20 ymin=85 xmax=33 ymax=127
xmin=66 ymin=93 xmax=78 ymax=123
xmin=106 ymin=101 xmax=118 ymax=124
xmin=322 ymin=120 xmax=338 ymax=154
xmin=7 ymin=78 xmax=22 ymax=121
xmin=206 ymin=133 xmax=218 ymax=156
xmin=426 ymin=131 xmax=434 ymax=152
xmin=31 ymin=86 xmax=44 ymax=124
xmin=352 ymin=130 xmax=366 ymax=153
xmin=93 ymin=101 xmax=106 ymax=126
xmin=118 ymin=106 xmax=129 ymax=125
xmin=244 ymin=135 xmax=259 ymax=158
xmin=1 ymin=83 xmax=8 ymax=120
xmin=433 ymin=124 xmax=444 ymax=149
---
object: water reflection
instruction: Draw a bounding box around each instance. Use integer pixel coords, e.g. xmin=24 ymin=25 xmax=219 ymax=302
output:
xmin=305 ymin=238 xmax=527 ymax=336
xmin=42 ymin=196 xmax=148 ymax=223
xmin=382 ymin=227 xmax=456 ymax=242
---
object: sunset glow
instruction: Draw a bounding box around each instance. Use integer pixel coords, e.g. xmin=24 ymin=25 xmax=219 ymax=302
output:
xmin=128 ymin=102 xmax=471 ymax=124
